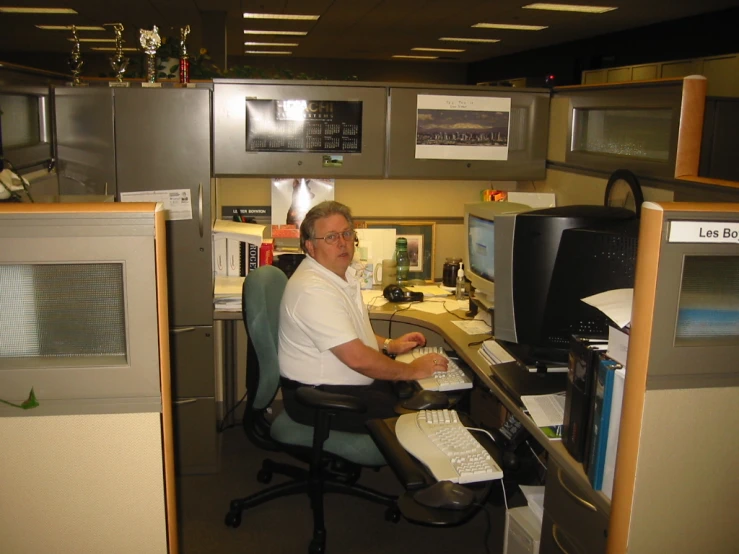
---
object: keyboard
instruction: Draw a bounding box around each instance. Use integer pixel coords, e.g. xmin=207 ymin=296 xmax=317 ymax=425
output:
xmin=396 ymin=346 xmax=473 ymax=391
xmin=395 ymin=409 xmax=503 ymax=484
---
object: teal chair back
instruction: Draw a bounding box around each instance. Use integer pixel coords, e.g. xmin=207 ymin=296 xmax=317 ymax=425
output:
xmin=242 ymin=265 xmax=287 ymax=412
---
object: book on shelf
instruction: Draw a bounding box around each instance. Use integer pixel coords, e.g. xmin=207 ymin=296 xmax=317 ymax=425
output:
xmin=563 ymin=335 xmax=607 ymax=464
xmin=586 ymin=357 xmax=621 ymax=491
xmin=602 ymin=366 xmax=626 ymax=499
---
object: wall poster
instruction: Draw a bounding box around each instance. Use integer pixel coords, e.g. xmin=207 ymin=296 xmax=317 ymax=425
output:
xmin=245 ymin=99 xmax=362 ymax=153
xmin=271 ymin=178 xmax=335 ymax=238
xmin=415 ymin=95 xmax=511 ymax=161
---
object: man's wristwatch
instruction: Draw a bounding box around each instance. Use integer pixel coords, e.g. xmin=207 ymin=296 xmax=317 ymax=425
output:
xmin=382 ymin=338 xmax=394 ymax=357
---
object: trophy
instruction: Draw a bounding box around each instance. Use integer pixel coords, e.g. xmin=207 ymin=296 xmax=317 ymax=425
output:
xmin=67 ymin=25 xmax=85 ymax=86
xmin=106 ymin=23 xmax=130 ymax=87
xmin=139 ymin=26 xmax=162 ymax=85
xmin=179 ymin=25 xmax=190 ymax=84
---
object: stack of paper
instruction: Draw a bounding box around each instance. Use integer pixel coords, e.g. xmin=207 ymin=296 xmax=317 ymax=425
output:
xmin=479 ymin=339 xmax=515 ymax=366
xmin=214 ymin=275 xmax=245 ymax=311
xmin=406 ymin=285 xmax=453 ymax=298
xmin=213 ymin=220 xmax=265 ymax=244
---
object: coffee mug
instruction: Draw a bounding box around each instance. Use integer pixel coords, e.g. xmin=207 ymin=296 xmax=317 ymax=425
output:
xmin=375 ymin=259 xmax=397 ymax=288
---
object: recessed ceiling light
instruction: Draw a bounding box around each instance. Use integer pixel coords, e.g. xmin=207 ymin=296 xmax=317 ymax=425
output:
xmin=412 ymin=47 xmax=464 ymax=53
xmin=0 ymin=7 xmax=77 ymax=14
xmin=91 ymin=47 xmax=138 ymax=52
xmin=522 ymin=3 xmax=617 ymax=13
xmin=245 ymin=50 xmax=292 ymax=55
xmin=472 ymin=23 xmax=548 ymax=31
xmin=243 ymin=13 xmax=319 ymax=21
xmin=244 ymin=30 xmax=308 ymax=36
xmin=245 ymin=41 xmax=299 ymax=47
xmin=67 ymin=38 xmax=117 ymax=43
xmin=439 ymin=37 xmax=500 ymax=43
xmin=37 ymin=25 xmax=106 ymax=31
xmin=392 ymin=55 xmax=438 ymax=60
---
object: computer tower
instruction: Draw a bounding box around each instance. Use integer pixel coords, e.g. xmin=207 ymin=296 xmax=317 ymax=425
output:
xmin=503 ymin=506 xmax=542 ymax=554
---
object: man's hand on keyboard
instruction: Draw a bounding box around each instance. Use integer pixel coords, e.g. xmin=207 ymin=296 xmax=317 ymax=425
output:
xmin=407 ymin=353 xmax=449 ymax=379
xmin=390 ymin=332 xmax=426 ymax=355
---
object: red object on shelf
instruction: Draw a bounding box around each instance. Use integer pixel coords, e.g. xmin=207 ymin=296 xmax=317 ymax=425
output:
xmin=259 ymin=241 xmax=274 ymax=266
xmin=179 ymin=57 xmax=190 ymax=84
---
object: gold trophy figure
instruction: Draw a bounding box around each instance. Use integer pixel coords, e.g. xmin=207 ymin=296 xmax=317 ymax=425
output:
xmin=106 ymin=23 xmax=129 ymax=86
xmin=140 ymin=26 xmax=162 ymax=84
xmin=67 ymin=25 xmax=84 ymax=86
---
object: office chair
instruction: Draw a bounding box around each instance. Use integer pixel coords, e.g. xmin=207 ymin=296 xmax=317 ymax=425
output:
xmin=224 ymin=265 xmax=399 ymax=554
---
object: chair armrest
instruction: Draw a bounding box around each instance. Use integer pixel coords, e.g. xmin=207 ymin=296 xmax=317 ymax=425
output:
xmin=295 ymin=386 xmax=368 ymax=414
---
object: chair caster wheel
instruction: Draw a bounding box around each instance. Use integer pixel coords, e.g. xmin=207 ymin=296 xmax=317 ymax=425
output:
xmin=385 ymin=507 xmax=401 ymax=523
xmin=257 ymin=469 xmax=272 ymax=484
xmin=224 ymin=511 xmax=242 ymax=528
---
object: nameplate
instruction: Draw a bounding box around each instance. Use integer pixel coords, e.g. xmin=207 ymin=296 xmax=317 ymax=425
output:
xmin=669 ymin=221 xmax=739 ymax=244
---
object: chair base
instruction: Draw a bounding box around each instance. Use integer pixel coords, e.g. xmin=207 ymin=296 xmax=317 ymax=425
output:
xmin=225 ymin=457 xmax=400 ymax=553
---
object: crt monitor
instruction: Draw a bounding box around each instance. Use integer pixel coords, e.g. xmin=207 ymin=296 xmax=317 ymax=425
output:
xmin=463 ymin=201 xmax=532 ymax=311
xmin=494 ymin=205 xmax=639 ymax=365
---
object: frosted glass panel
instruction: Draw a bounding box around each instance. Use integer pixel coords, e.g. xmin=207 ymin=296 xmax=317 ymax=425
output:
xmin=0 ymin=94 xmax=40 ymax=148
xmin=676 ymin=256 xmax=739 ymax=346
xmin=0 ymin=263 xmax=127 ymax=361
xmin=572 ymin=108 xmax=672 ymax=161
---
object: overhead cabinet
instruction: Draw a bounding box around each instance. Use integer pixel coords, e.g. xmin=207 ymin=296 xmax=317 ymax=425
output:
xmin=213 ymin=80 xmax=387 ymax=177
xmin=385 ymin=85 xmax=550 ymax=180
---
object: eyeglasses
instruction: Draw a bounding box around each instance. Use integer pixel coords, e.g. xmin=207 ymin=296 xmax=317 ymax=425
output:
xmin=313 ymin=230 xmax=356 ymax=245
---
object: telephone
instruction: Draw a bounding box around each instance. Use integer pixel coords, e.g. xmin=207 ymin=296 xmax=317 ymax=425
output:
xmin=383 ymin=284 xmax=423 ymax=303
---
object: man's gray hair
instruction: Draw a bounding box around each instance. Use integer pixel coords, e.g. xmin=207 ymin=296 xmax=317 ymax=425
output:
xmin=300 ymin=201 xmax=354 ymax=252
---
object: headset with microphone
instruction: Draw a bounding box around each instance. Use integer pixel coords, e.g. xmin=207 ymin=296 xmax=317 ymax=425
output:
xmin=383 ymin=284 xmax=424 ymax=303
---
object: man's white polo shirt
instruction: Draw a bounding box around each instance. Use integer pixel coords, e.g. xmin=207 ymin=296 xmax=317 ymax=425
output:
xmin=278 ymin=255 xmax=377 ymax=386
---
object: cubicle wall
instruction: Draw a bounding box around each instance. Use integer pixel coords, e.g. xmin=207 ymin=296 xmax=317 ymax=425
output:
xmin=608 ymin=201 xmax=739 ymax=553
xmin=0 ymin=203 xmax=178 ymax=553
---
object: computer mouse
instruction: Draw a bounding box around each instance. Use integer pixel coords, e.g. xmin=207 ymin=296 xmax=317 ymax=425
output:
xmin=401 ymin=390 xmax=450 ymax=411
xmin=413 ymin=481 xmax=475 ymax=510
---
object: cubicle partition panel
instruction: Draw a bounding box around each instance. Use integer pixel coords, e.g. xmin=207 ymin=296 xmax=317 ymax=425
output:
xmin=608 ymin=201 xmax=739 ymax=553
xmin=0 ymin=203 xmax=178 ymax=553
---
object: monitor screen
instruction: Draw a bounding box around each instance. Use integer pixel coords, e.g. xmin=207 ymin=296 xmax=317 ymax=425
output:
xmin=468 ymin=215 xmax=496 ymax=282
xmin=463 ymin=202 xmax=532 ymax=311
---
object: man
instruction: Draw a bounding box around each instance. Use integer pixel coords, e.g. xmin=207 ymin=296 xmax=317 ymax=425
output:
xmin=278 ymin=201 xmax=448 ymax=433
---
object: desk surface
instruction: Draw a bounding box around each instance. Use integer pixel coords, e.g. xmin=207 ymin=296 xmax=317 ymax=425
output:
xmin=368 ymin=302 xmax=611 ymax=515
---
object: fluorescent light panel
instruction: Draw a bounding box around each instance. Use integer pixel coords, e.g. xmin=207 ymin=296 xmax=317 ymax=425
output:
xmin=412 ymin=47 xmax=464 ymax=53
xmin=472 ymin=23 xmax=548 ymax=30
xmin=0 ymin=7 xmax=77 ymax=13
xmin=439 ymin=37 xmax=500 ymax=43
xmin=37 ymin=25 xmax=106 ymax=31
xmin=244 ymin=41 xmax=299 ymax=47
xmin=67 ymin=38 xmax=116 ymax=43
xmin=243 ymin=12 xmax=319 ymax=21
xmin=245 ymin=50 xmax=292 ymax=55
xmin=393 ymin=55 xmax=437 ymax=60
xmin=92 ymin=47 xmax=138 ymax=52
xmin=522 ymin=3 xmax=617 ymax=13
xmin=244 ymin=30 xmax=307 ymax=36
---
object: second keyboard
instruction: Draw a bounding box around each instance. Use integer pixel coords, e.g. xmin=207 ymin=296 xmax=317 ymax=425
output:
xmin=396 ymin=346 xmax=474 ymax=392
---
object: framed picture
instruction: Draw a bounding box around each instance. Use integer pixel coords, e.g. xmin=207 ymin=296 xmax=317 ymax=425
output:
xmin=361 ymin=221 xmax=436 ymax=282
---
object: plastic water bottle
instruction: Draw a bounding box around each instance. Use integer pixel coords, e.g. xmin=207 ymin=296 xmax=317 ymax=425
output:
xmin=394 ymin=237 xmax=410 ymax=284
